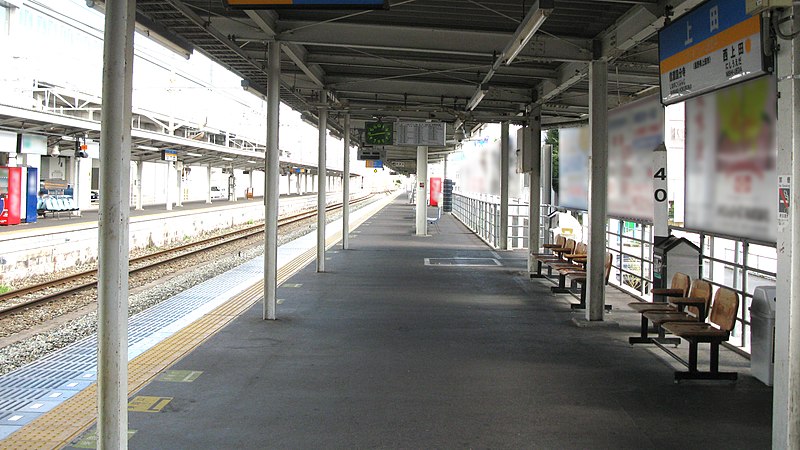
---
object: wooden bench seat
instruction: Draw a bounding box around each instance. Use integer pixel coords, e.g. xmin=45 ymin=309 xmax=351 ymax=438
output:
xmin=661 ymin=288 xmax=739 ymax=381
xmin=629 ymin=279 xmax=712 ymax=345
xmin=531 ymin=238 xmax=576 ymax=278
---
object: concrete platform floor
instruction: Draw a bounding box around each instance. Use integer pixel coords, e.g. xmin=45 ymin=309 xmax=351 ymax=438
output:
xmin=106 ymin=199 xmax=771 ymax=449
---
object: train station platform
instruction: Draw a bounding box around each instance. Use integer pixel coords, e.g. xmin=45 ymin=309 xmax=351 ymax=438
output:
xmin=0 ymin=197 xmax=772 ymax=448
xmin=45 ymin=197 xmax=769 ymax=449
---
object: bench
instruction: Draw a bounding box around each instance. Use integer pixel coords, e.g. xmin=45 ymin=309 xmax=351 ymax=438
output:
xmin=531 ymin=238 xmax=576 ymax=278
xmin=561 ymin=252 xmax=613 ymax=311
xmin=547 ymin=242 xmax=587 ymax=293
xmin=662 ymin=288 xmax=739 ymax=381
xmin=627 ymin=272 xmax=691 ymax=344
xmin=628 ymin=279 xmax=712 ymax=345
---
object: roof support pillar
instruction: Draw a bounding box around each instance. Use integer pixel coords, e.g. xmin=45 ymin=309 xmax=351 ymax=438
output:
xmin=136 ymin=160 xmax=144 ymax=210
xmin=206 ymin=163 xmax=212 ymax=204
xmin=96 ymin=0 xmax=135 ymax=448
xmin=342 ymin=113 xmax=351 ymax=250
xmin=586 ymin=58 xmax=608 ymax=321
xmin=527 ymin=110 xmax=542 ymax=272
xmin=774 ymin=5 xmax=800 ymax=448
xmin=264 ymin=41 xmax=280 ymax=320
xmin=165 ymin=162 xmax=173 ymax=211
xmin=500 ymin=121 xmax=510 ymax=250
xmin=175 ymin=161 xmax=183 ymax=207
xmin=317 ymin=90 xmax=328 ymax=272
xmin=416 ymin=145 xmax=428 ymax=236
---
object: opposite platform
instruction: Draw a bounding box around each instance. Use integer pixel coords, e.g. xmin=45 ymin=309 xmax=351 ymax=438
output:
xmin=82 ymin=199 xmax=773 ymax=448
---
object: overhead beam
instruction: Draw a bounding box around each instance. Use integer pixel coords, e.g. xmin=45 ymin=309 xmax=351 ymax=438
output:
xmin=277 ymin=21 xmax=591 ymax=63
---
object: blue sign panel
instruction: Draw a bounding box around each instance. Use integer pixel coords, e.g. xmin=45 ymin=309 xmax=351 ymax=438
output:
xmin=658 ymin=0 xmax=764 ymax=104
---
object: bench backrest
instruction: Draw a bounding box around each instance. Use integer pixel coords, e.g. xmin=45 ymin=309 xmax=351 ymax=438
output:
xmin=709 ymin=288 xmax=739 ymax=332
xmin=687 ymin=279 xmax=713 ymax=318
xmin=604 ymin=253 xmax=613 ymax=284
xmin=573 ymin=242 xmax=587 ymax=256
xmin=670 ymin=272 xmax=691 ymax=297
xmin=553 ymin=235 xmax=566 ymax=247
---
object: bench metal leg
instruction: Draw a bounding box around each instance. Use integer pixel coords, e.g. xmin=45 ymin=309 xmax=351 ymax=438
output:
xmin=530 ymin=260 xmax=546 ymax=278
xmin=673 ymin=339 xmax=738 ymax=382
xmin=550 ymin=273 xmax=570 ymax=293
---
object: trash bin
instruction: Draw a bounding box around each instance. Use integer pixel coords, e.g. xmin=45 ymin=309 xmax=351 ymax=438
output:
xmin=750 ymin=285 xmax=777 ymax=386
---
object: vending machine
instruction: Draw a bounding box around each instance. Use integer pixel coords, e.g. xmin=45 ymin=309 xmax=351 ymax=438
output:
xmin=429 ymin=177 xmax=442 ymax=207
xmin=0 ymin=166 xmax=22 ymax=225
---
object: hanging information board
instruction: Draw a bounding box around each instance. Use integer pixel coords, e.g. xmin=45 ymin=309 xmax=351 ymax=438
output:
xmin=396 ymin=122 xmax=446 ymax=147
xmin=659 ymin=0 xmax=765 ymax=105
xmin=224 ymin=0 xmax=387 ymax=9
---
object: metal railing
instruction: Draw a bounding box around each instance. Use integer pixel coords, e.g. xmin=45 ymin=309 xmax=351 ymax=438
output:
xmin=452 ymin=192 xmax=529 ymax=249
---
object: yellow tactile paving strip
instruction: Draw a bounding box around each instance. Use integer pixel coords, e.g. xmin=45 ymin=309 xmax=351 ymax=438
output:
xmin=0 ymin=194 xmax=396 ymax=450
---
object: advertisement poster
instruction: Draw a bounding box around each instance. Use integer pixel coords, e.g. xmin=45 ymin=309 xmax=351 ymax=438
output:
xmin=607 ymin=96 xmax=664 ymax=220
xmin=685 ymin=75 xmax=776 ymax=242
xmin=558 ymin=126 xmax=590 ymax=210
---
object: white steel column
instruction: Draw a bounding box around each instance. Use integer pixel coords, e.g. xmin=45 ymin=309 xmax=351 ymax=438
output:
xmin=527 ymin=112 xmax=542 ymax=272
xmin=342 ymin=113 xmax=351 ymax=250
xmin=774 ymin=6 xmax=800 ymax=448
xmin=296 ymin=172 xmax=302 ymax=195
xmin=542 ymin=137 xmax=552 ymax=245
xmin=175 ymin=161 xmax=183 ymax=207
xmin=317 ymin=90 xmax=328 ymax=272
xmin=165 ymin=162 xmax=173 ymax=211
xmin=586 ymin=59 xmax=608 ymax=321
xmin=135 ymin=160 xmax=143 ymax=210
xmin=264 ymin=41 xmax=280 ymax=321
xmin=287 ymin=172 xmax=292 ymax=195
xmin=96 ymin=0 xmax=135 ymax=447
xmin=415 ymin=145 xmax=428 ymax=236
xmin=500 ymin=121 xmax=510 ymax=250
xmin=206 ymin=163 xmax=212 ymax=204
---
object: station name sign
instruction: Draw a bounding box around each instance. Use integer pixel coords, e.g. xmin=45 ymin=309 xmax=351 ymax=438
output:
xmin=224 ymin=0 xmax=388 ymax=9
xmin=658 ymin=0 xmax=765 ymax=105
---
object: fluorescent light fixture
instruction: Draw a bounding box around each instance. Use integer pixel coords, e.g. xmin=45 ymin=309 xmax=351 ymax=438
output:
xmin=221 ymin=157 xmax=234 ymax=161
xmin=453 ymin=119 xmax=463 ymax=130
xmin=186 ymin=152 xmax=203 ymax=157
xmin=136 ymin=145 xmax=159 ymax=151
xmin=247 ymin=160 xmax=259 ymax=163
xmin=504 ymin=0 xmax=553 ymax=66
xmin=467 ymin=88 xmax=488 ymax=111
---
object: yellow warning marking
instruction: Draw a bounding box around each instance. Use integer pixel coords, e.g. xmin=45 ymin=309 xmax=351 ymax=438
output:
xmin=127 ymin=396 xmax=172 ymax=413
xmin=72 ymin=429 xmax=136 ymax=449
xmin=158 ymin=370 xmax=202 ymax=383
xmin=0 ymin=193 xmax=398 ymax=450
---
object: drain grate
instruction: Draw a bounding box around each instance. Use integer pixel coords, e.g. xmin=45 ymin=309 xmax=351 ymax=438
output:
xmin=424 ymin=257 xmax=501 ymax=267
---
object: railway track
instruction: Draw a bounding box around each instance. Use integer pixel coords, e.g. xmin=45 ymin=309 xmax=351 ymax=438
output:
xmin=0 ymin=194 xmax=374 ymax=318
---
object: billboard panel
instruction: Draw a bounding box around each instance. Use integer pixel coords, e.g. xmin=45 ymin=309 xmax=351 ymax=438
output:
xmin=607 ymin=96 xmax=664 ymax=220
xmin=685 ymin=75 xmax=776 ymax=242
xmin=558 ymin=127 xmax=590 ymax=210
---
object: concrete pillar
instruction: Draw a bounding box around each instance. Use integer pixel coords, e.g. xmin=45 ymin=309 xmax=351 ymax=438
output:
xmin=230 ymin=168 xmax=237 ymax=202
xmin=343 ymin=113 xmax=351 ymax=250
xmin=317 ymin=91 xmax=328 ymax=272
xmin=249 ymin=169 xmax=254 ymax=197
xmin=774 ymin=6 xmax=800 ymax=448
xmin=135 ymin=160 xmax=144 ymax=210
xmin=304 ymin=173 xmax=309 ymax=193
xmin=76 ymin=157 xmax=92 ymax=214
xmin=96 ymin=0 xmax=135 ymax=447
xmin=500 ymin=121 xmax=510 ymax=250
xmin=527 ymin=111 xmax=542 ymax=272
xmin=415 ymin=145 xmax=428 ymax=236
xmin=206 ymin=163 xmax=212 ymax=204
xmin=295 ymin=171 xmax=302 ymax=195
xmin=264 ymin=41 xmax=280 ymax=321
xmin=586 ymin=59 xmax=608 ymax=321
xmin=165 ymin=162 xmax=173 ymax=211
xmin=287 ymin=172 xmax=292 ymax=195
xmin=175 ymin=161 xmax=183 ymax=207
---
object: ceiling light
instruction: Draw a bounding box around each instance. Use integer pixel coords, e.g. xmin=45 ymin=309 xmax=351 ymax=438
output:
xmin=221 ymin=157 xmax=234 ymax=161
xmin=137 ymin=145 xmax=159 ymax=151
xmin=467 ymin=88 xmax=488 ymax=111
xmin=247 ymin=160 xmax=259 ymax=163
xmin=504 ymin=0 xmax=553 ymax=66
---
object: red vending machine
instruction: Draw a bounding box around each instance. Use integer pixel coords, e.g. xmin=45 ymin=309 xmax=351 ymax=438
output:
xmin=0 ymin=167 xmax=22 ymax=225
xmin=429 ymin=177 xmax=442 ymax=207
